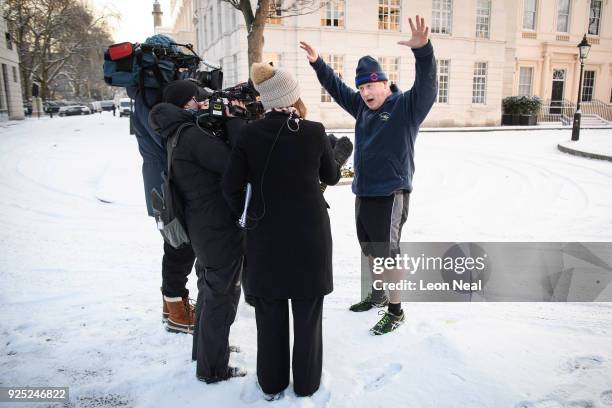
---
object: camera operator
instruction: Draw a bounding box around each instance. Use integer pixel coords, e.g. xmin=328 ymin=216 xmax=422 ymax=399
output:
xmin=149 ymin=80 xmax=247 ymax=384
xmin=126 ymin=34 xmax=196 ymax=334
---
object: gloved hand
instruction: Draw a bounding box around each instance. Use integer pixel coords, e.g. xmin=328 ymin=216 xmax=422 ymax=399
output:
xmin=333 ymin=136 xmax=353 ymax=166
xmin=327 ymin=133 xmax=338 ymax=149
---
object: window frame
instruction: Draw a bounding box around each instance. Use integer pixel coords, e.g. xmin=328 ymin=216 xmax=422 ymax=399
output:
xmin=5 ymin=32 xmax=12 ymax=50
xmin=378 ymin=0 xmax=401 ymax=32
xmin=267 ymin=0 xmax=283 ymax=25
xmin=556 ymin=0 xmax=571 ymax=33
xmin=436 ymin=59 xmax=450 ymax=104
xmin=518 ymin=66 xmax=534 ymax=96
xmin=432 ymin=0 xmax=453 ymax=35
xmin=472 ymin=62 xmax=488 ymax=104
xmin=522 ymin=0 xmax=538 ymax=31
xmin=321 ymin=0 xmax=345 ymax=28
xmin=475 ymin=0 xmax=491 ymax=39
xmin=588 ymin=0 xmax=602 ymax=36
xmin=581 ymin=70 xmax=595 ymax=102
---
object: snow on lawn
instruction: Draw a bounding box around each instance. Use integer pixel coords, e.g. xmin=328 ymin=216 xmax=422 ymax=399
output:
xmin=1 ymin=114 xmax=611 ymax=408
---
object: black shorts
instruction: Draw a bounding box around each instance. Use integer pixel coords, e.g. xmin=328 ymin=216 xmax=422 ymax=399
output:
xmin=355 ymin=190 xmax=410 ymax=258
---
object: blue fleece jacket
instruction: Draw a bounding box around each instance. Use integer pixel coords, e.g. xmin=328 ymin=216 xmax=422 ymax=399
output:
xmin=310 ymin=40 xmax=437 ymax=196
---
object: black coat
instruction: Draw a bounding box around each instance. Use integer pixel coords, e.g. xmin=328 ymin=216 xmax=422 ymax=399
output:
xmin=222 ymin=111 xmax=341 ymax=299
xmin=149 ymin=103 xmax=244 ymax=269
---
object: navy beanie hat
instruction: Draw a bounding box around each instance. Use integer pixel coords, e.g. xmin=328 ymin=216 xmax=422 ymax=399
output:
xmin=355 ymin=56 xmax=388 ymax=87
xmin=162 ymin=80 xmax=201 ymax=107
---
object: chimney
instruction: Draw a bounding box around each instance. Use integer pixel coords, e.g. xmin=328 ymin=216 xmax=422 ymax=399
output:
xmin=152 ymin=0 xmax=163 ymax=30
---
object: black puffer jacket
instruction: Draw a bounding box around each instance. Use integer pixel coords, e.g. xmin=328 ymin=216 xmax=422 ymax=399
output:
xmin=149 ymin=103 xmax=245 ymax=269
xmin=222 ymin=111 xmax=341 ymax=299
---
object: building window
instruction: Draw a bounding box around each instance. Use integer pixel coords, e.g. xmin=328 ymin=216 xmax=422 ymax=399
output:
xmin=523 ymin=0 xmax=537 ymax=30
xmin=518 ymin=67 xmax=533 ymax=96
xmin=12 ymin=66 xmax=17 ymax=82
xmin=321 ymin=0 xmax=345 ymax=27
xmin=378 ymin=0 xmax=400 ymax=31
xmin=472 ymin=62 xmax=487 ymax=104
xmin=432 ymin=0 xmax=452 ymax=35
xmin=582 ymin=70 xmax=595 ymax=102
xmin=320 ymin=54 xmax=343 ymax=102
xmin=475 ymin=0 xmax=490 ymax=39
xmin=5 ymin=32 xmax=12 ymax=50
xmin=262 ymin=52 xmax=281 ymax=68
xmin=377 ymin=57 xmax=399 ymax=85
xmin=557 ymin=0 xmax=570 ymax=32
xmin=267 ymin=0 xmax=282 ymax=25
xmin=436 ymin=59 xmax=450 ymax=103
xmin=588 ymin=0 xmax=601 ymax=35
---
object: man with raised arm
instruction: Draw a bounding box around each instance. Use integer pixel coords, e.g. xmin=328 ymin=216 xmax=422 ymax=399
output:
xmin=300 ymin=15 xmax=437 ymax=335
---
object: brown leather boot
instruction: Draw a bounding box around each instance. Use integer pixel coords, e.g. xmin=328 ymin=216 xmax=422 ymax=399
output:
xmin=164 ymin=296 xmax=195 ymax=334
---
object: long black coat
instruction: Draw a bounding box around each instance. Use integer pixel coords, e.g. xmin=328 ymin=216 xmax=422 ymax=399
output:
xmin=149 ymin=103 xmax=244 ymax=269
xmin=222 ymin=111 xmax=341 ymax=299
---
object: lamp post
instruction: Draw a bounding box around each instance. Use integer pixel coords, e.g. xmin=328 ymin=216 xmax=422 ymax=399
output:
xmin=571 ymin=34 xmax=591 ymax=141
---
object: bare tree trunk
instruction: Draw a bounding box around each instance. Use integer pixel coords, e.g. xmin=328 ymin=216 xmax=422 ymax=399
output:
xmin=20 ymin=65 xmax=30 ymax=99
xmin=246 ymin=0 xmax=270 ymax=68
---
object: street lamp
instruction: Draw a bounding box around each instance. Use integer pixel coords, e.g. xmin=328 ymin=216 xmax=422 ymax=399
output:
xmin=571 ymin=34 xmax=591 ymax=141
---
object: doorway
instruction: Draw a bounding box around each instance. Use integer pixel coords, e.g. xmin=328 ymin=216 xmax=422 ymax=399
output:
xmin=550 ymin=69 xmax=566 ymax=115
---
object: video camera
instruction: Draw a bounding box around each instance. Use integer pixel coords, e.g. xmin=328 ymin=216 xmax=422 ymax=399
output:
xmin=147 ymin=43 xmax=264 ymax=129
xmin=128 ymin=41 xmax=264 ymax=132
xmin=195 ymin=80 xmax=264 ymax=132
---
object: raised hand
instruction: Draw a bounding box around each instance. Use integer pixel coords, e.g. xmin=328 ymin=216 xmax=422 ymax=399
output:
xmin=397 ymin=15 xmax=430 ymax=49
xmin=299 ymin=41 xmax=319 ymax=63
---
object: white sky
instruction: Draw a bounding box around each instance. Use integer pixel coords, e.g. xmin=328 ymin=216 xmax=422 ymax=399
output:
xmin=92 ymin=0 xmax=171 ymax=43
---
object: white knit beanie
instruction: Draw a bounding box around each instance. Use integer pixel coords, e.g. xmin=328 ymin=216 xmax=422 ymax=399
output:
xmin=250 ymin=62 xmax=301 ymax=110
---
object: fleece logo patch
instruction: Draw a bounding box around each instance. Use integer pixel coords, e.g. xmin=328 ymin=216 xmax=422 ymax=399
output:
xmin=379 ymin=112 xmax=391 ymax=121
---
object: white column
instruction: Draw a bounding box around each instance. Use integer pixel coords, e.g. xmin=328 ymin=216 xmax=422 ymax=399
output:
xmin=540 ymin=52 xmax=550 ymax=100
xmin=598 ymin=63 xmax=610 ymax=102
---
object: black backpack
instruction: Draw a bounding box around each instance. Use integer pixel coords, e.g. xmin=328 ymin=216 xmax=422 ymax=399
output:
xmin=150 ymin=123 xmax=193 ymax=248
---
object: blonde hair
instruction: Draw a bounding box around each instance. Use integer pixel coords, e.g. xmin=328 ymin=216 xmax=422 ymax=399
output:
xmin=292 ymin=98 xmax=307 ymax=119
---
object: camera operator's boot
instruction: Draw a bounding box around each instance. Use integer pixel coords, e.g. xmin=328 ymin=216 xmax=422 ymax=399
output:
xmin=161 ymin=288 xmax=169 ymax=323
xmin=196 ymin=366 xmax=247 ymax=384
xmin=164 ymin=296 xmax=195 ymax=334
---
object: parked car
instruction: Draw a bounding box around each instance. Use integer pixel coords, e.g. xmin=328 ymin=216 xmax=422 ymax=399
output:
xmin=44 ymin=101 xmax=60 ymax=114
xmin=118 ymin=98 xmax=131 ymax=117
xmin=58 ymin=105 xmax=91 ymax=117
xmin=100 ymin=100 xmax=115 ymax=112
xmin=90 ymin=101 xmax=102 ymax=113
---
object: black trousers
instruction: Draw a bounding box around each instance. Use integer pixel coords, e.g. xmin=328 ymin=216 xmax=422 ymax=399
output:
xmin=132 ymin=91 xmax=195 ymax=298
xmin=161 ymin=241 xmax=195 ymax=298
xmin=192 ymin=257 xmax=242 ymax=379
xmin=253 ymin=296 xmax=324 ymax=396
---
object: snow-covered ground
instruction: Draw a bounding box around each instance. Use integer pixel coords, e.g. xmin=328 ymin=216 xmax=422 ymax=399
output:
xmin=1 ymin=114 xmax=611 ymax=408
